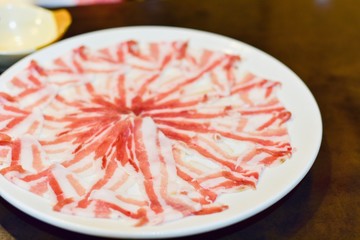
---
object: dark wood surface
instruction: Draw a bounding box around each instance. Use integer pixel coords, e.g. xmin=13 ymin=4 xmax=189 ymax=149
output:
xmin=1 ymin=0 xmax=359 ymax=239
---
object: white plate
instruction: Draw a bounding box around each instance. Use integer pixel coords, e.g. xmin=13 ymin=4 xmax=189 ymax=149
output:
xmin=0 ymin=26 xmax=322 ymax=239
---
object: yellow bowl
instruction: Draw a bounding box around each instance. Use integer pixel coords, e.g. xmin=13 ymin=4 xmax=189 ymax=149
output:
xmin=0 ymin=1 xmax=71 ymax=68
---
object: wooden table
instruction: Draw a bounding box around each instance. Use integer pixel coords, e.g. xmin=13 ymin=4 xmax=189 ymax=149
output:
xmin=1 ymin=0 xmax=359 ymax=239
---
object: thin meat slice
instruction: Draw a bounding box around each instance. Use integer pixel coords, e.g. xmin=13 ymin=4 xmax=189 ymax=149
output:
xmin=0 ymin=40 xmax=293 ymax=226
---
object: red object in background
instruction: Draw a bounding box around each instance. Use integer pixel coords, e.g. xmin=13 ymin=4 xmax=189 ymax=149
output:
xmin=75 ymin=0 xmax=122 ymax=5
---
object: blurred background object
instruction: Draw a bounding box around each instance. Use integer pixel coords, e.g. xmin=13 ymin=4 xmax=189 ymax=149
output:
xmin=0 ymin=0 xmax=71 ymax=68
xmin=10 ymin=0 xmax=123 ymax=7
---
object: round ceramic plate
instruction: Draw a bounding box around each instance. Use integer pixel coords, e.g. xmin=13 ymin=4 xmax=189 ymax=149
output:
xmin=0 ymin=26 xmax=322 ymax=239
